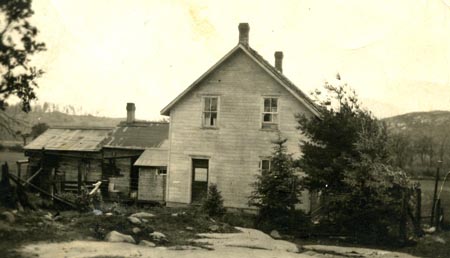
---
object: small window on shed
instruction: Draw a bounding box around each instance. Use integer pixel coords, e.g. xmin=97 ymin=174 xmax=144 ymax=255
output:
xmin=157 ymin=167 xmax=167 ymax=175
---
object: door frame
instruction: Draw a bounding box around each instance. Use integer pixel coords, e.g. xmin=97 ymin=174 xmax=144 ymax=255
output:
xmin=190 ymin=157 xmax=210 ymax=204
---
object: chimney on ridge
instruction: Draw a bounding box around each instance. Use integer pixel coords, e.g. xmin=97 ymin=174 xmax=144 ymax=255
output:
xmin=274 ymin=51 xmax=283 ymax=73
xmin=238 ymin=23 xmax=250 ymax=46
xmin=126 ymin=103 xmax=135 ymax=123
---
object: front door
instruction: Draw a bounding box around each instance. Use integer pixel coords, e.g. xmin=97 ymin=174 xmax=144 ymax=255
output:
xmin=191 ymin=159 xmax=208 ymax=203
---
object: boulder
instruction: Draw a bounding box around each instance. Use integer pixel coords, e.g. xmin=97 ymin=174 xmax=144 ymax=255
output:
xmin=1 ymin=211 xmax=15 ymax=224
xmin=150 ymin=231 xmax=167 ymax=242
xmin=127 ymin=216 xmax=142 ymax=225
xmin=132 ymin=227 xmax=141 ymax=234
xmin=104 ymin=230 xmax=135 ymax=244
xmin=186 ymin=226 xmax=194 ymax=231
xmin=130 ymin=212 xmax=155 ymax=219
xmin=139 ymin=240 xmax=156 ymax=247
xmin=209 ymin=225 xmax=219 ymax=232
xmin=270 ymin=230 xmax=281 ymax=239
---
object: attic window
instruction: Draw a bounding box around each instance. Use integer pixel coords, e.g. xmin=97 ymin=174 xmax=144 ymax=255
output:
xmin=262 ymin=98 xmax=278 ymax=129
xmin=202 ymin=97 xmax=219 ymax=127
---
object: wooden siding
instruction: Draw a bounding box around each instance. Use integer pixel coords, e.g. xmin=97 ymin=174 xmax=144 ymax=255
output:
xmin=166 ymin=49 xmax=314 ymax=209
xmin=138 ymin=167 xmax=166 ymax=201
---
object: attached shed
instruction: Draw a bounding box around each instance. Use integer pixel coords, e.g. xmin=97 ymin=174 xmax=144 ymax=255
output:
xmin=102 ymin=116 xmax=169 ymax=200
xmin=24 ymin=127 xmax=113 ymax=194
xmin=134 ymin=148 xmax=168 ymax=202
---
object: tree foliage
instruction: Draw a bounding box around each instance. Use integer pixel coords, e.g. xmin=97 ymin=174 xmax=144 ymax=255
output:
xmin=297 ymin=77 xmax=412 ymax=242
xmin=249 ymin=135 xmax=304 ymax=231
xmin=30 ymin=122 xmax=48 ymax=138
xmin=0 ymin=0 xmax=45 ymax=134
xmin=202 ymin=183 xmax=226 ymax=217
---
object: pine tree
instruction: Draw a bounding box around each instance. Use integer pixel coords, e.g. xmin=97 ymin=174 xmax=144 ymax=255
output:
xmin=249 ymin=135 xmax=303 ymax=230
xmin=202 ymin=183 xmax=226 ymax=217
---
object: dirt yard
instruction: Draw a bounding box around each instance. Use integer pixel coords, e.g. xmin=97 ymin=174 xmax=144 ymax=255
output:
xmin=0 ymin=205 xmax=425 ymax=258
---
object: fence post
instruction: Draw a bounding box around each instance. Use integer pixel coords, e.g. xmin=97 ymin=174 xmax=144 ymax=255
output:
xmin=431 ymin=163 xmax=441 ymax=226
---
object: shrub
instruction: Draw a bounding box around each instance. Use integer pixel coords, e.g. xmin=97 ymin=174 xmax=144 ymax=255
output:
xmin=202 ymin=183 xmax=226 ymax=217
xmin=8 ymin=144 xmax=23 ymax=152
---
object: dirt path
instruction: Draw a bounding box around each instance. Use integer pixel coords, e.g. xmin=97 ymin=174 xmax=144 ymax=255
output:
xmin=20 ymin=227 xmax=419 ymax=258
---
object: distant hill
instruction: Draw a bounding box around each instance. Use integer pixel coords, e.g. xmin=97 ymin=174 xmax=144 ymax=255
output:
xmin=0 ymin=104 xmax=124 ymax=141
xmin=383 ymin=110 xmax=450 ymax=177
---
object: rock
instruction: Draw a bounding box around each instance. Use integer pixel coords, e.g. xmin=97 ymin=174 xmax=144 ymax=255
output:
xmin=130 ymin=212 xmax=155 ymax=219
xmin=142 ymin=219 xmax=149 ymax=223
xmin=132 ymin=227 xmax=141 ymax=234
xmin=433 ymin=236 xmax=446 ymax=244
xmin=105 ymin=212 xmax=113 ymax=216
xmin=150 ymin=231 xmax=167 ymax=242
xmin=270 ymin=230 xmax=281 ymax=239
xmin=93 ymin=209 xmax=103 ymax=216
xmin=1 ymin=211 xmax=15 ymax=224
xmin=171 ymin=213 xmax=178 ymax=217
xmin=209 ymin=225 xmax=219 ymax=232
xmin=127 ymin=216 xmax=142 ymax=225
xmin=104 ymin=230 xmax=135 ymax=244
xmin=186 ymin=226 xmax=194 ymax=231
xmin=139 ymin=240 xmax=156 ymax=247
xmin=43 ymin=213 xmax=53 ymax=221
xmin=424 ymin=227 xmax=436 ymax=234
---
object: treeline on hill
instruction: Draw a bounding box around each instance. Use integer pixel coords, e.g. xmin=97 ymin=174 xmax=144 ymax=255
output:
xmin=0 ymin=103 xmax=123 ymax=141
xmin=384 ymin=111 xmax=450 ymax=178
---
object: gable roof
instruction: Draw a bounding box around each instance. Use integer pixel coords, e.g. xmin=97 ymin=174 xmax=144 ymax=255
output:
xmin=160 ymin=44 xmax=320 ymax=117
xmin=24 ymin=127 xmax=113 ymax=152
xmin=103 ymin=121 xmax=169 ymax=150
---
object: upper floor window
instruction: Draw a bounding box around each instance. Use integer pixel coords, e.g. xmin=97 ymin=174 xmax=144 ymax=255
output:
xmin=203 ymin=97 xmax=218 ymax=127
xmin=262 ymin=98 xmax=278 ymax=129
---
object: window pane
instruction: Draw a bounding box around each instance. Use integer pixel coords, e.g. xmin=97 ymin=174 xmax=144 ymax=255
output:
xmin=203 ymin=112 xmax=211 ymax=126
xmin=271 ymin=98 xmax=278 ymax=112
xmin=261 ymin=160 xmax=270 ymax=170
xmin=263 ymin=113 xmax=272 ymax=122
xmin=264 ymin=98 xmax=271 ymax=112
xmin=204 ymin=98 xmax=211 ymax=111
xmin=210 ymin=98 xmax=218 ymax=111
xmin=210 ymin=112 xmax=217 ymax=126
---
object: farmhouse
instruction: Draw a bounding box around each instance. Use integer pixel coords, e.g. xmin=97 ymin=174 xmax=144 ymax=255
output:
xmin=161 ymin=23 xmax=319 ymax=210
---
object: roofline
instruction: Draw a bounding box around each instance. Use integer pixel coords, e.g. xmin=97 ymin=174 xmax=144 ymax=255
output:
xmin=160 ymin=44 xmax=320 ymax=117
xmin=103 ymin=145 xmax=165 ymax=150
xmin=160 ymin=45 xmax=241 ymax=116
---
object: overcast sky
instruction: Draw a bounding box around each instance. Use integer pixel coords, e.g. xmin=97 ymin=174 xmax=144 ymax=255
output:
xmin=28 ymin=0 xmax=450 ymax=119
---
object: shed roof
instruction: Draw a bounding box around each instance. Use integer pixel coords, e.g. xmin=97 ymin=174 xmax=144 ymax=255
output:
xmin=160 ymin=44 xmax=320 ymax=117
xmin=134 ymin=148 xmax=168 ymax=167
xmin=104 ymin=122 xmax=169 ymax=150
xmin=24 ymin=127 xmax=113 ymax=152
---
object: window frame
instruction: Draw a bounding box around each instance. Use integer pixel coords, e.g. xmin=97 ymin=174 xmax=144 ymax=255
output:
xmin=259 ymin=158 xmax=272 ymax=175
xmin=202 ymin=96 xmax=219 ymax=128
xmin=261 ymin=97 xmax=279 ymax=130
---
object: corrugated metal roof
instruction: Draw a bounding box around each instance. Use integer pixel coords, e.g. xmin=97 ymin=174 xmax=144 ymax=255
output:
xmin=104 ymin=122 xmax=169 ymax=149
xmin=134 ymin=148 xmax=168 ymax=167
xmin=24 ymin=127 xmax=113 ymax=152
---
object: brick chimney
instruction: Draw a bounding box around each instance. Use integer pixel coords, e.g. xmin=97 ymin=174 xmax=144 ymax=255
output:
xmin=274 ymin=51 xmax=283 ymax=73
xmin=126 ymin=103 xmax=135 ymax=123
xmin=238 ymin=23 xmax=250 ymax=46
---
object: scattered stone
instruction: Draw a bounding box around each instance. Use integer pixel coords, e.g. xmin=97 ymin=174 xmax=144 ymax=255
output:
xmin=150 ymin=231 xmax=167 ymax=242
xmin=424 ymin=227 xmax=436 ymax=234
xmin=105 ymin=212 xmax=113 ymax=216
xmin=127 ymin=216 xmax=142 ymax=225
xmin=142 ymin=219 xmax=149 ymax=223
xmin=139 ymin=240 xmax=156 ymax=247
xmin=433 ymin=236 xmax=446 ymax=244
xmin=1 ymin=211 xmax=15 ymax=224
xmin=43 ymin=213 xmax=53 ymax=221
xmin=104 ymin=230 xmax=135 ymax=244
xmin=93 ymin=209 xmax=103 ymax=216
xmin=171 ymin=213 xmax=178 ymax=217
xmin=209 ymin=225 xmax=219 ymax=232
xmin=132 ymin=227 xmax=141 ymax=234
xmin=11 ymin=210 xmax=18 ymax=214
xmin=130 ymin=212 xmax=155 ymax=219
xmin=186 ymin=226 xmax=194 ymax=231
xmin=270 ymin=230 xmax=281 ymax=239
